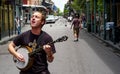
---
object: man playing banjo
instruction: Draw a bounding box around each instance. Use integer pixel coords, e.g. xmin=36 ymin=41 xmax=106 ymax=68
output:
xmin=8 ymin=9 xmax=56 ymax=74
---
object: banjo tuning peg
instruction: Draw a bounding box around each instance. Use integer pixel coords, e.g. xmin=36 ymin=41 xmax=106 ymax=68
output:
xmin=56 ymin=35 xmax=68 ymax=42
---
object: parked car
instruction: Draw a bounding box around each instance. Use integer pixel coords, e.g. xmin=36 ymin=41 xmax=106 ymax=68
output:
xmin=46 ymin=15 xmax=56 ymax=24
xmin=54 ymin=16 xmax=59 ymax=21
xmin=67 ymin=16 xmax=73 ymax=22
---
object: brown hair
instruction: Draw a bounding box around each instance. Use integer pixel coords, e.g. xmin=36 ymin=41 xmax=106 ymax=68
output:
xmin=33 ymin=9 xmax=47 ymax=26
xmin=35 ymin=11 xmax=46 ymax=21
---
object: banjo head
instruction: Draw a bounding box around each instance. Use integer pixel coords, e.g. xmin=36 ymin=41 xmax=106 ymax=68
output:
xmin=13 ymin=46 xmax=33 ymax=71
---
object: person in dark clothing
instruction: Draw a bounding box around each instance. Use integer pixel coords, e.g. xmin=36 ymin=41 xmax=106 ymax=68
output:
xmin=71 ymin=13 xmax=82 ymax=41
xmin=8 ymin=10 xmax=56 ymax=74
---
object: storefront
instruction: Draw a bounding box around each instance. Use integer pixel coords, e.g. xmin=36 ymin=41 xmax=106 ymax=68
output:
xmin=0 ymin=0 xmax=14 ymax=40
xmin=86 ymin=0 xmax=120 ymax=44
xmin=22 ymin=5 xmax=47 ymax=24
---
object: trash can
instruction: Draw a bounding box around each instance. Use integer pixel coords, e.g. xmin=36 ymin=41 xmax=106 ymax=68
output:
xmin=87 ymin=23 xmax=91 ymax=32
xmin=106 ymin=22 xmax=114 ymax=41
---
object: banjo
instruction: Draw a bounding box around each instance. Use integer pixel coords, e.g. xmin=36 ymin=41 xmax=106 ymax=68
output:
xmin=13 ymin=35 xmax=68 ymax=71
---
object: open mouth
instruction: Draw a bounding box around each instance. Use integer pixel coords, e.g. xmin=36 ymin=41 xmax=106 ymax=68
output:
xmin=32 ymin=20 xmax=35 ymax=24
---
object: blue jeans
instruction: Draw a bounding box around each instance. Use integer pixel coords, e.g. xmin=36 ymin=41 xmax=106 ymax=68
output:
xmin=17 ymin=26 xmax=21 ymax=35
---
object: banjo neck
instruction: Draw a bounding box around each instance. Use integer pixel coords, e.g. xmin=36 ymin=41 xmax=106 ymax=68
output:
xmin=29 ymin=35 xmax=68 ymax=57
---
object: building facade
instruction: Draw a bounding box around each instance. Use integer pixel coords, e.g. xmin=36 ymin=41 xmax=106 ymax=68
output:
xmin=22 ymin=0 xmax=55 ymax=23
xmin=85 ymin=0 xmax=120 ymax=45
xmin=0 ymin=0 xmax=56 ymax=41
xmin=0 ymin=0 xmax=22 ymax=41
xmin=0 ymin=0 xmax=15 ymax=40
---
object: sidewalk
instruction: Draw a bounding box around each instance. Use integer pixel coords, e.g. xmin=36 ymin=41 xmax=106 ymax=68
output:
xmin=83 ymin=28 xmax=120 ymax=51
xmin=0 ymin=25 xmax=31 ymax=45
xmin=92 ymin=33 xmax=120 ymax=57
xmin=91 ymin=33 xmax=120 ymax=51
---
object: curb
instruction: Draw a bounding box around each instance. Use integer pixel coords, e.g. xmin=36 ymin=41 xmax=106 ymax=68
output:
xmin=0 ymin=25 xmax=30 ymax=45
xmin=0 ymin=35 xmax=17 ymax=45
xmin=90 ymin=33 xmax=120 ymax=51
xmin=83 ymin=28 xmax=120 ymax=51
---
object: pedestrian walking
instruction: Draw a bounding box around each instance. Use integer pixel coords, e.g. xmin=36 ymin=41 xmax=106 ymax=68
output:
xmin=81 ymin=13 xmax=86 ymax=28
xmin=8 ymin=10 xmax=56 ymax=74
xmin=15 ymin=17 xmax=21 ymax=35
xmin=24 ymin=16 xmax=27 ymax=24
xmin=71 ymin=13 xmax=82 ymax=42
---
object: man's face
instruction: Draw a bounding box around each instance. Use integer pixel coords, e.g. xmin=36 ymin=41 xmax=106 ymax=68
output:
xmin=30 ymin=12 xmax=44 ymax=28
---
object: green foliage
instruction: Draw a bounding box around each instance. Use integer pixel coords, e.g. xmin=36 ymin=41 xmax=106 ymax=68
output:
xmin=71 ymin=0 xmax=81 ymax=13
xmin=58 ymin=12 xmax=63 ymax=16
xmin=64 ymin=9 xmax=69 ymax=15
xmin=97 ymin=0 xmax=103 ymax=12
xmin=86 ymin=0 xmax=104 ymax=13
xmin=63 ymin=0 xmax=104 ymax=15
xmin=63 ymin=4 xmax=69 ymax=16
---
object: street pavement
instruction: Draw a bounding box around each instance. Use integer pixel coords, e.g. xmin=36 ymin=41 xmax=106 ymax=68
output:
xmin=0 ymin=18 xmax=120 ymax=74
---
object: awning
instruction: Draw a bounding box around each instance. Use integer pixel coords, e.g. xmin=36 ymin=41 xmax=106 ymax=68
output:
xmin=42 ymin=1 xmax=52 ymax=7
xmin=22 ymin=4 xmax=47 ymax=10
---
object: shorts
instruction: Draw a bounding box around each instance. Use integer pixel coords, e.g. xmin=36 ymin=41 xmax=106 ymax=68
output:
xmin=73 ymin=27 xmax=79 ymax=36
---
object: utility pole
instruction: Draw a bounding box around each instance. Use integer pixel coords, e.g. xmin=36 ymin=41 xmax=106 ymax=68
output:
xmin=112 ymin=0 xmax=117 ymax=44
xmin=103 ymin=0 xmax=106 ymax=40
xmin=94 ymin=0 xmax=97 ymax=33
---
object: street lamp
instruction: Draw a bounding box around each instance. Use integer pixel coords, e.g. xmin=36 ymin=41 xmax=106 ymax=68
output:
xmin=103 ymin=0 xmax=106 ymax=40
xmin=86 ymin=0 xmax=91 ymax=32
xmin=86 ymin=0 xmax=89 ymax=21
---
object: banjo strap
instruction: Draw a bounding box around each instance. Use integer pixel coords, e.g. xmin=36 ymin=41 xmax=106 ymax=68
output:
xmin=36 ymin=31 xmax=45 ymax=47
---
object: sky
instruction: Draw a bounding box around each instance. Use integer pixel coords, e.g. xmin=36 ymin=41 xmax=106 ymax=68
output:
xmin=51 ymin=0 xmax=68 ymax=12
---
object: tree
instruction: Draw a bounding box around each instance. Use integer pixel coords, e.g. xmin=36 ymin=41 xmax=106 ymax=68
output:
xmin=63 ymin=3 xmax=69 ymax=17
